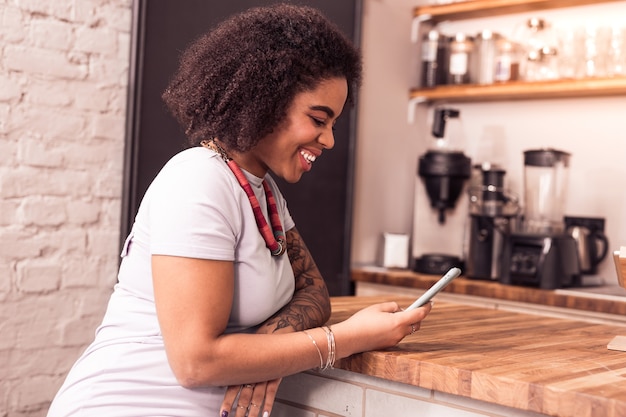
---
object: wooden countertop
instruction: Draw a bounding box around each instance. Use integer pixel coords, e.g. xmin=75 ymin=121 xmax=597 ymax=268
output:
xmin=329 ymin=296 xmax=626 ymax=417
xmin=352 ymin=266 xmax=626 ymax=316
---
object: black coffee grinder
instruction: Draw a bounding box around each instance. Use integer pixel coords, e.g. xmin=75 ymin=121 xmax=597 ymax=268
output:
xmin=414 ymin=108 xmax=471 ymax=274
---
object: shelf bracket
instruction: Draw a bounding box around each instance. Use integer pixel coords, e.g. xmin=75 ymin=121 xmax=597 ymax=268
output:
xmin=407 ymin=97 xmax=426 ymax=124
xmin=411 ymin=14 xmax=432 ymax=43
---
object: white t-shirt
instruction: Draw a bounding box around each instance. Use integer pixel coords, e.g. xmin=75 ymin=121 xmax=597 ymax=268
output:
xmin=48 ymin=147 xmax=296 ymax=416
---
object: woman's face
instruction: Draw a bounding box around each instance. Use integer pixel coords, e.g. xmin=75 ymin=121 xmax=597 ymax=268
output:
xmin=236 ymin=77 xmax=348 ymax=183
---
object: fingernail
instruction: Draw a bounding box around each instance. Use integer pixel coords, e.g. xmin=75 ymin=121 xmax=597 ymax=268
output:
xmin=263 ymin=412 xmax=269 ymax=417
xmin=221 ymin=411 xmax=229 ymax=417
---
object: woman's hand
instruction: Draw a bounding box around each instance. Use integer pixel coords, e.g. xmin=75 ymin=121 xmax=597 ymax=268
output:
xmin=220 ymin=379 xmax=280 ymax=417
xmin=332 ymin=301 xmax=433 ymax=357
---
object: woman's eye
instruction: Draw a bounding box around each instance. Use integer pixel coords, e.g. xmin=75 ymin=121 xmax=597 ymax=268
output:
xmin=311 ymin=117 xmax=326 ymax=127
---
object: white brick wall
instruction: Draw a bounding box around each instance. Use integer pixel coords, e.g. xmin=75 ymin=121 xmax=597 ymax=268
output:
xmin=0 ymin=1 xmax=132 ymax=415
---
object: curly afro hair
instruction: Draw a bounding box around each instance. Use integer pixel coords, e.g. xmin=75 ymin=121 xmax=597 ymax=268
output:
xmin=162 ymin=3 xmax=362 ymax=152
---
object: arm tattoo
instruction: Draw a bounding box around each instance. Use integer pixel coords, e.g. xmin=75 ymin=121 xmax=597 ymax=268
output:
xmin=260 ymin=228 xmax=331 ymax=333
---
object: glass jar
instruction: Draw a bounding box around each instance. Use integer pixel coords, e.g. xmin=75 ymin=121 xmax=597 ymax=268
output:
xmin=472 ymin=30 xmax=501 ymax=85
xmin=420 ymin=29 xmax=449 ymax=88
xmin=448 ymin=33 xmax=474 ymax=85
xmin=494 ymin=39 xmax=521 ymax=82
xmin=525 ymin=46 xmax=559 ymax=81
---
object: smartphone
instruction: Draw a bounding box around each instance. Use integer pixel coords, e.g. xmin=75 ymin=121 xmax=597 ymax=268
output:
xmin=405 ymin=267 xmax=461 ymax=311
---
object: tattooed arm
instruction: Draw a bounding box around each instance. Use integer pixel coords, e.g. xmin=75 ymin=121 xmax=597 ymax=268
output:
xmin=257 ymin=227 xmax=331 ymax=334
xmin=220 ymin=228 xmax=331 ymax=415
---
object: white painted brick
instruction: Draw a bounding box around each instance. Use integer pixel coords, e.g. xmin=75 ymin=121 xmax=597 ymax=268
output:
xmin=1 ymin=0 xmax=130 ymax=415
xmin=118 ymin=30 xmax=131 ymax=60
xmin=0 ymin=228 xmax=42 ymax=259
xmin=9 ymin=375 xmax=60 ymax=413
xmin=88 ymin=229 xmax=120 ymax=256
xmin=73 ymin=287 xmax=113 ymax=318
xmin=18 ymin=196 xmax=67 ymax=226
xmin=9 ymin=105 xmax=87 ymax=141
xmin=18 ymin=0 xmax=73 ymax=22
xmin=5 ymin=346 xmax=82 ymax=379
xmin=60 ymin=256 xmax=103 ymax=287
xmin=24 ymin=79 xmax=73 ymax=107
xmin=72 ymin=82 xmax=110 ymax=112
xmin=0 ymin=166 xmax=92 ymax=198
xmin=91 ymin=112 xmax=125 ymax=141
xmin=16 ymin=259 xmax=61 ymax=293
xmin=0 ymin=74 xmax=22 ymax=101
xmin=0 ymin=102 xmax=10 ymax=133
xmin=0 ymin=199 xmax=19 ymax=226
xmin=74 ymin=26 xmax=117 ymax=56
xmin=61 ymin=139 xmax=124 ymax=171
xmin=93 ymin=169 xmax=123 ymax=199
xmin=88 ymin=55 xmax=128 ymax=87
xmin=4 ymin=45 xmax=88 ymax=80
xmin=0 ymin=261 xmax=14 ymax=295
xmin=65 ymin=199 xmax=100 ymax=225
xmin=60 ymin=315 xmax=99 ymax=346
xmin=0 ymin=5 xmax=27 ymax=43
xmin=35 ymin=228 xmax=88 ymax=256
xmin=0 ymin=137 xmax=17 ymax=167
xmin=30 ymin=18 xmax=73 ymax=51
xmin=18 ymin=138 xmax=65 ymax=168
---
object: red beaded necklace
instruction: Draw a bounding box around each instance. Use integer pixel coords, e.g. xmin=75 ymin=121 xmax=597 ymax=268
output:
xmin=201 ymin=139 xmax=286 ymax=256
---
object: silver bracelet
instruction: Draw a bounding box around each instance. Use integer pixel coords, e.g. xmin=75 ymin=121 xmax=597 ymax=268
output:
xmin=321 ymin=325 xmax=336 ymax=370
xmin=303 ymin=330 xmax=324 ymax=369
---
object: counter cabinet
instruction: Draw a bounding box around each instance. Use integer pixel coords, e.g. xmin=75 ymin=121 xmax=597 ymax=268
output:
xmin=275 ymin=296 xmax=626 ymax=417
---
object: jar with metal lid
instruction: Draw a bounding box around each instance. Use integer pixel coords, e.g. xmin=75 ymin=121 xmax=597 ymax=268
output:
xmin=420 ymin=29 xmax=449 ymax=88
xmin=524 ymin=46 xmax=559 ymax=81
xmin=494 ymin=39 xmax=521 ymax=82
xmin=448 ymin=32 xmax=474 ymax=85
xmin=472 ymin=30 xmax=501 ymax=85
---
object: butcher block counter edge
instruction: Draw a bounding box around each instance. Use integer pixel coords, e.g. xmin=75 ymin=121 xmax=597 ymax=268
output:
xmin=328 ymin=296 xmax=626 ymax=417
xmin=351 ymin=266 xmax=626 ymax=316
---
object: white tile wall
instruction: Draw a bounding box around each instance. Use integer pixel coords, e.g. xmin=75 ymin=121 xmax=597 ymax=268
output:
xmin=276 ymin=369 xmax=549 ymax=417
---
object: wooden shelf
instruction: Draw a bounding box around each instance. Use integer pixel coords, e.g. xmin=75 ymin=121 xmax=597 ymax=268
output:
xmin=409 ymin=76 xmax=626 ymax=103
xmin=414 ymin=0 xmax=625 ymax=23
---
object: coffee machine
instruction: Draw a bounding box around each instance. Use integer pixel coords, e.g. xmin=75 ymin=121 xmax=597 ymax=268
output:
xmin=466 ymin=163 xmax=519 ymax=280
xmin=413 ymin=108 xmax=471 ymax=274
xmin=501 ymin=149 xmax=581 ymax=289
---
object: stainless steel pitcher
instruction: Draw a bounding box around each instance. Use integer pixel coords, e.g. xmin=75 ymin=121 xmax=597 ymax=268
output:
xmin=566 ymin=223 xmax=609 ymax=275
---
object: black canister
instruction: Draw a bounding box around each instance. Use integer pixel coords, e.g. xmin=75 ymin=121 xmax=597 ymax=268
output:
xmin=420 ymin=30 xmax=449 ymax=88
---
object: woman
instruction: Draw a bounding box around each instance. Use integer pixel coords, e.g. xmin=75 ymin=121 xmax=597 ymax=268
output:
xmin=47 ymin=4 xmax=431 ymax=417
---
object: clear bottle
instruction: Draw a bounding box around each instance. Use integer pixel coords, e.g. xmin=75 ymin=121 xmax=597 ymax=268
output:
xmin=472 ymin=30 xmax=501 ymax=85
xmin=525 ymin=46 xmax=559 ymax=81
xmin=494 ymin=39 xmax=521 ymax=82
xmin=448 ymin=33 xmax=474 ymax=85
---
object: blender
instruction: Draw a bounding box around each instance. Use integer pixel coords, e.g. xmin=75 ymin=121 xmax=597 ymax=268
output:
xmin=500 ymin=149 xmax=581 ymax=289
xmin=465 ymin=163 xmax=519 ymax=280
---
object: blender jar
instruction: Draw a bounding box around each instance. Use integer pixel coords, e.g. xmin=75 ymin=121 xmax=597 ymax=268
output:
xmin=522 ymin=149 xmax=571 ymax=234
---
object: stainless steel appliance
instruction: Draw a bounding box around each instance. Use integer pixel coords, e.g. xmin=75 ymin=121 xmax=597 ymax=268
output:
xmin=501 ymin=149 xmax=581 ymax=289
xmin=565 ymin=216 xmax=609 ymax=275
xmin=466 ymin=163 xmax=519 ymax=280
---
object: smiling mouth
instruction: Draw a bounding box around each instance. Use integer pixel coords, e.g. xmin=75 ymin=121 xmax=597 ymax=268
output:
xmin=300 ymin=149 xmax=317 ymax=164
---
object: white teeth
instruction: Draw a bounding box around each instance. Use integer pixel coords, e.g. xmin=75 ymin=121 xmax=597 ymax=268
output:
xmin=300 ymin=150 xmax=316 ymax=163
